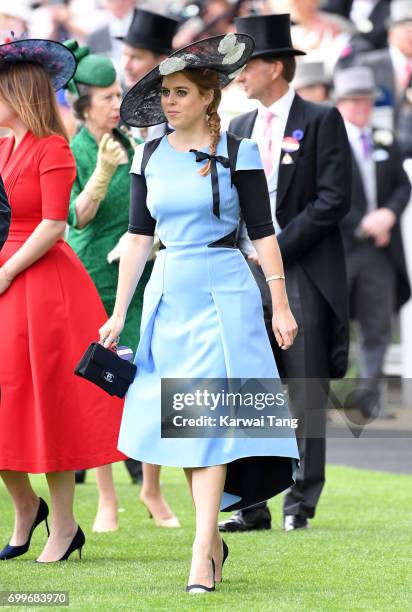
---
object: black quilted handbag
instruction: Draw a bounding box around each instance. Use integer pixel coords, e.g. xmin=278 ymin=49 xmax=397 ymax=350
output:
xmin=74 ymin=342 xmax=137 ymax=398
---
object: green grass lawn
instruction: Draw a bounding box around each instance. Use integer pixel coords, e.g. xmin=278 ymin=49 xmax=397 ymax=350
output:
xmin=0 ymin=464 xmax=411 ymax=611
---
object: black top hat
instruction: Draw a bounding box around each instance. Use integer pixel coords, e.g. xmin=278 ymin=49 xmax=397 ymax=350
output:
xmin=235 ymin=14 xmax=305 ymax=59
xmin=120 ymin=8 xmax=179 ymax=55
xmin=120 ymin=33 xmax=255 ymax=128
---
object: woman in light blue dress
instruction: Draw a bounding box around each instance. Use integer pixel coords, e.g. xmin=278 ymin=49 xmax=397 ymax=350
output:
xmin=99 ymin=34 xmax=299 ymax=593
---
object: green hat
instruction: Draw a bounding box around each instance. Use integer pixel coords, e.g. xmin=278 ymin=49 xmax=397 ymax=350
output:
xmin=63 ymin=39 xmax=117 ymax=96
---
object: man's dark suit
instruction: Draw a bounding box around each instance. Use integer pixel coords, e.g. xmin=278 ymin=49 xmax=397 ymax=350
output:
xmin=0 ymin=176 xmax=10 ymax=251
xmin=341 ymin=133 xmax=410 ymax=397
xmin=229 ymin=94 xmax=352 ymax=519
xmin=342 ymin=133 xmax=411 ymax=312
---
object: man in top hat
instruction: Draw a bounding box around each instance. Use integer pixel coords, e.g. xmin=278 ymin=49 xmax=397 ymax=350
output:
xmin=349 ymin=0 xmax=412 ymax=154
xmin=335 ymin=66 xmax=411 ymax=417
xmin=292 ymin=60 xmax=331 ymax=103
xmin=120 ymin=8 xmax=180 ymax=141
xmin=219 ymin=13 xmax=352 ymax=533
xmin=0 ymin=178 xmax=10 ymax=251
xmin=120 ymin=7 xmax=179 ymax=90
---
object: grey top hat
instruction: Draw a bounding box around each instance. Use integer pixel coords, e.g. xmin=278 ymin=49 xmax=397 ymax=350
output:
xmin=292 ymin=61 xmax=331 ymax=90
xmin=390 ymin=0 xmax=412 ymax=26
xmin=333 ymin=66 xmax=377 ymax=100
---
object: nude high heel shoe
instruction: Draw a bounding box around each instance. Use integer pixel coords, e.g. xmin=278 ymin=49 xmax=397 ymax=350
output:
xmin=139 ymin=493 xmax=181 ymax=528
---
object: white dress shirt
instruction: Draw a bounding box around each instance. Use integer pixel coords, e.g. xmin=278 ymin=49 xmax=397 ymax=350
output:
xmin=345 ymin=121 xmax=377 ymax=213
xmin=238 ymin=87 xmax=296 ymax=256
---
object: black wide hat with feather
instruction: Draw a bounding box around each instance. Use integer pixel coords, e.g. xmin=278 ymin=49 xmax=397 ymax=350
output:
xmin=120 ymin=33 xmax=255 ymax=128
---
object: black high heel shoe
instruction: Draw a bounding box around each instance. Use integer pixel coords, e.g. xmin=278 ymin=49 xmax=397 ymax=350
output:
xmin=36 ymin=526 xmax=85 ymax=564
xmin=59 ymin=526 xmax=85 ymax=561
xmin=186 ymin=560 xmax=216 ymax=594
xmin=214 ymin=539 xmax=229 ymax=582
xmin=0 ymin=497 xmax=49 ymax=561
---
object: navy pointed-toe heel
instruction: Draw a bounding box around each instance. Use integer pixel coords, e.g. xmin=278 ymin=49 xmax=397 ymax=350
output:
xmin=221 ymin=539 xmax=229 ymax=579
xmin=214 ymin=539 xmax=229 ymax=582
xmin=58 ymin=526 xmax=85 ymax=561
xmin=0 ymin=497 xmax=49 ymax=561
xmin=35 ymin=526 xmax=86 ymax=564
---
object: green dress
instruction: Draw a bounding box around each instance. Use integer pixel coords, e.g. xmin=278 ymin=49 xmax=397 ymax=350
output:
xmin=68 ymin=126 xmax=153 ymax=351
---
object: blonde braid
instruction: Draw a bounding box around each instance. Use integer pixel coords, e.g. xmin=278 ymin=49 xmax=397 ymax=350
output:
xmin=199 ymin=89 xmax=222 ymax=177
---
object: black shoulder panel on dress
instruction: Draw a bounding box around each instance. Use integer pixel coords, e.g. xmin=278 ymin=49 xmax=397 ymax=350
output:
xmin=226 ymin=132 xmax=243 ymax=185
xmin=141 ymin=136 xmax=163 ymax=177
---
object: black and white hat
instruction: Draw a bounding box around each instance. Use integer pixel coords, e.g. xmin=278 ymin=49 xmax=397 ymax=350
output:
xmin=120 ymin=33 xmax=254 ymax=127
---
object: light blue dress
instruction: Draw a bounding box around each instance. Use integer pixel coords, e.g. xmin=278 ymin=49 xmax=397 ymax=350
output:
xmin=118 ymin=132 xmax=299 ymax=511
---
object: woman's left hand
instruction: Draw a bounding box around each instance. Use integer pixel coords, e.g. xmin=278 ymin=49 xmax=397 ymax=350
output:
xmin=0 ymin=267 xmax=12 ymax=295
xmin=272 ymin=306 xmax=298 ymax=350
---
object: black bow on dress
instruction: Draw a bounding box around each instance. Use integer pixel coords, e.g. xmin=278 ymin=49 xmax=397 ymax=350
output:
xmin=190 ymin=150 xmax=230 ymax=218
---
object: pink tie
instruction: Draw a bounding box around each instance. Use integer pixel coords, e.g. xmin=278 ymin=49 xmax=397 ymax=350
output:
xmin=261 ymin=108 xmax=276 ymax=176
xmin=403 ymin=61 xmax=412 ymax=89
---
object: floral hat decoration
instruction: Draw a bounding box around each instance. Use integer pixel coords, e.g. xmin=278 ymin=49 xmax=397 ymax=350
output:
xmin=120 ymin=33 xmax=255 ymax=127
xmin=0 ymin=32 xmax=77 ymax=91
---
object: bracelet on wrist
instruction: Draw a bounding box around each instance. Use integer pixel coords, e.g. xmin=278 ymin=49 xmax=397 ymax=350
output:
xmin=266 ymin=274 xmax=285 ymax=284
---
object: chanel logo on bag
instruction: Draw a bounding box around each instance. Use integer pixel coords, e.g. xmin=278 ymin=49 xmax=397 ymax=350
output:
xmin=102 ymin=371 xmax=115 ymax=383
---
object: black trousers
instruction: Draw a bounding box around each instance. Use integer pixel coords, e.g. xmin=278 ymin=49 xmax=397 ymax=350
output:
xmin=347 ymin=242 xmax=395 ymax=382
xmin=247 ymin=259 xmax=331 ymax=519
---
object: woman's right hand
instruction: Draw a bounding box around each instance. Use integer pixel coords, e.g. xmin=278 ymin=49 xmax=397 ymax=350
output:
xmin=99 ymin=313 xmax=126 ymax=349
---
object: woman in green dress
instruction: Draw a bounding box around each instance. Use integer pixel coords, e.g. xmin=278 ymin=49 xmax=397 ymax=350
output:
xmin=64 ymin=40 xmax=179 ymax=533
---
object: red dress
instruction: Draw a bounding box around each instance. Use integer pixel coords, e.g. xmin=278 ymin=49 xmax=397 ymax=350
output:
xmin=0 ymin=131 xmax=125 ymax=472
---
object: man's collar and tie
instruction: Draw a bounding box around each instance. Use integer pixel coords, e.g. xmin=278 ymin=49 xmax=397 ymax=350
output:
xmin=345 ymin=122 xmax=374 ymax=154
xmin=257 ymin=87 xmax=296 ymax=178
xmin=359 ymin=129 xmax=373 ymax=159
xmin=238 ymin=87 xmax=296 ymax=255
xmin=260 ymin=107 xmax=276 ymax=176
xmin=345 ymin=121 xmax=378 ymax=212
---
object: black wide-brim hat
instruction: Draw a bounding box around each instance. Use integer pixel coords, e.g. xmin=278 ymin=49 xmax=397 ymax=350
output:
xmin=118 ymin=8 xmax=179 ymax=55
xmin=120 ymin=33 xmax=255 ymax=128
xmin=235 ymin=14 xmax=305 ymax=59
xmin=0 ymin=35 xmax=76 ymax=91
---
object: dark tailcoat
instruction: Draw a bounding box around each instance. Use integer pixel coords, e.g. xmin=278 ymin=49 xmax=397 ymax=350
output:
xmin=0 ymin=175 xmax=10 ymax=251
xmin=341 ymin=133 xmax=411 ymax=310
xmin=229 ymin=94 xmax=352 ymax=378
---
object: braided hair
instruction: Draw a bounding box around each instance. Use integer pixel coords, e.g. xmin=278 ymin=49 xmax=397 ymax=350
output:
xmin=181 ymin=69 xmax=222 ymax=176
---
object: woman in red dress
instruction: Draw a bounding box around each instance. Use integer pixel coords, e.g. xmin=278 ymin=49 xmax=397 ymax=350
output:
xmin=0 ymin=37 xmax=125 ymax=562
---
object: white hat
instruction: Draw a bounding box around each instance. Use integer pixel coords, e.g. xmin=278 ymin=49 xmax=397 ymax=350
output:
xmin=390 ymin=0 xmax=412 ymax=26
xmin=0 ymin=0 xmax=31 ymax=23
